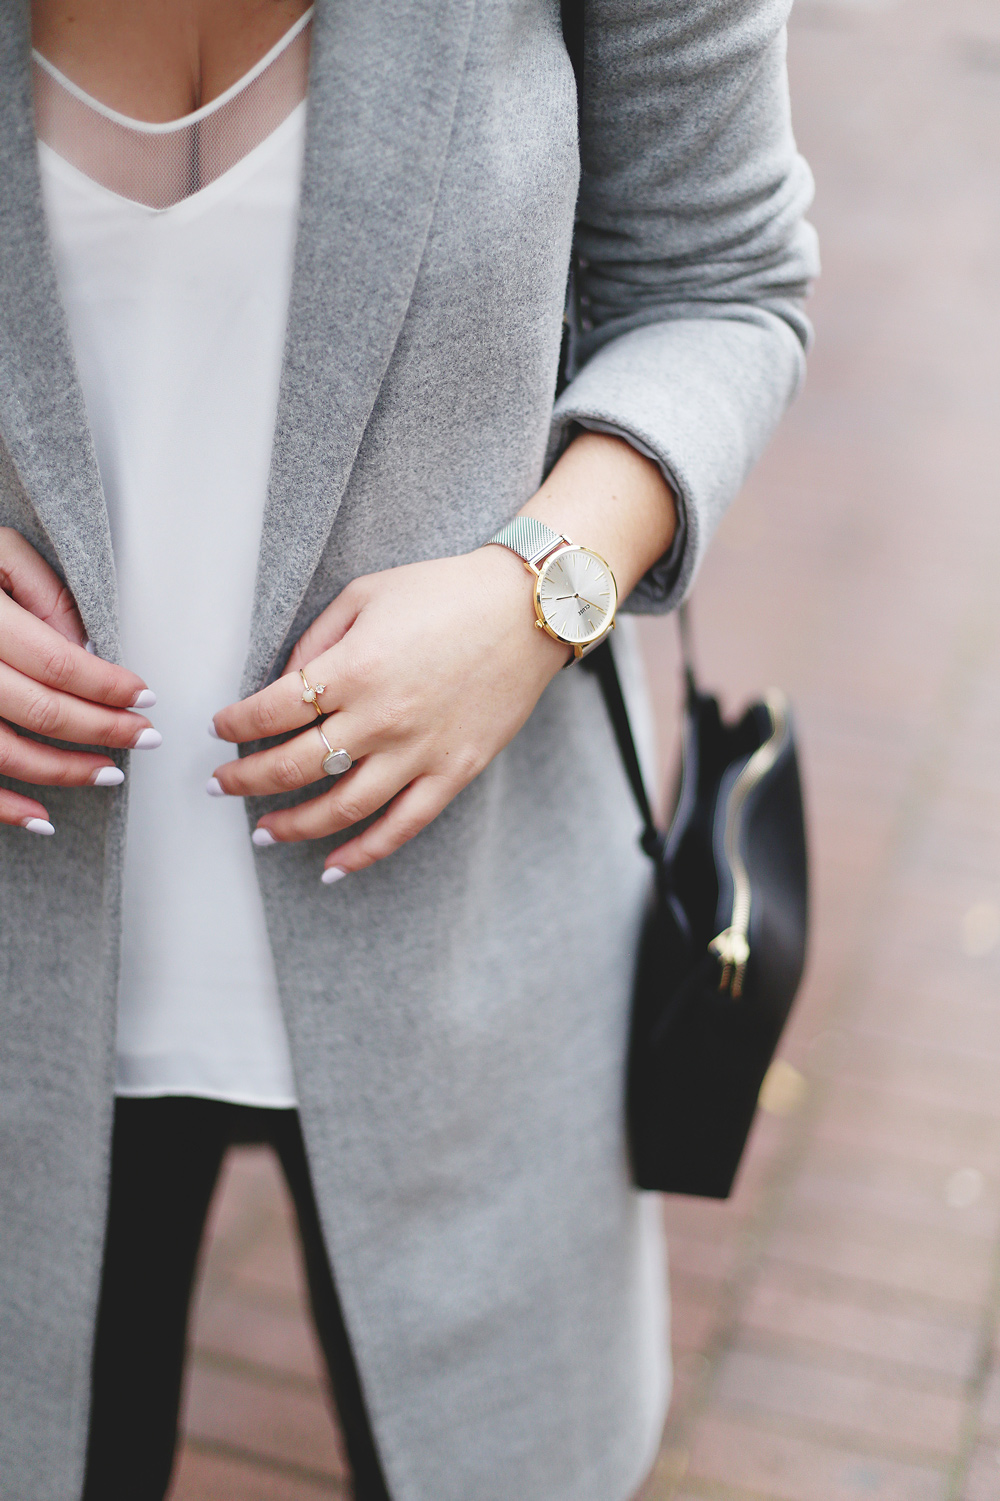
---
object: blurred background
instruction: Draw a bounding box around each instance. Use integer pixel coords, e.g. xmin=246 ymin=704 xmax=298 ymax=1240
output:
xmin=167 ymin=1 xmax=1000 ymax=1496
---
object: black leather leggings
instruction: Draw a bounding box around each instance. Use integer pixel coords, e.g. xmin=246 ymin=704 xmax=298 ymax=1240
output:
xmin=82 ymin=1096 xmax=392 ymax=1501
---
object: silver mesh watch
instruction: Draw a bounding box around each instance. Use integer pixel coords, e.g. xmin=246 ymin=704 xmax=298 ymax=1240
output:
xmin=487 ymin=516 xmax=618 ymax=661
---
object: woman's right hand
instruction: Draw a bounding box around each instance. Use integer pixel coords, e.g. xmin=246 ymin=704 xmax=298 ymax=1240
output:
xmin=0 ymin=527 xmax=160 ymax=835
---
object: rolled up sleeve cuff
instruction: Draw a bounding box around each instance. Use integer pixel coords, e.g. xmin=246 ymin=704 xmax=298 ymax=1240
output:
xmin=549 ymin=309 xmax=808 ymax=615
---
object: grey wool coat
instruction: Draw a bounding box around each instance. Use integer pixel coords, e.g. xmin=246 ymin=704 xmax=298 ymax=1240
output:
xmin=0 ymin=0 xmax=817 ymax=1496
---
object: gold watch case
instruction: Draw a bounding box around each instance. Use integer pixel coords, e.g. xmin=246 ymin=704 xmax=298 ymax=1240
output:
xmin=525 ymin=543 xmax=618 ymax=659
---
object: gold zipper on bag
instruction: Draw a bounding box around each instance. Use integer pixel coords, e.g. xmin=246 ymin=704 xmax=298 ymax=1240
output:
xmin=708 ymin=691 xmax=790 ymax=999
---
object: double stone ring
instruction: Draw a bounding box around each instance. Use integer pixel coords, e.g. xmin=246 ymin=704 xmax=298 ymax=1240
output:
xmin=299 ymin=667 xmax=326 ymax=718
xmin=300 ymin=669 xmax=353 ymax=777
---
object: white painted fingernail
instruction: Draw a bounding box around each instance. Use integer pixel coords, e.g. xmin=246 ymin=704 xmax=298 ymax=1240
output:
xmin=252 ymin=828 xmax=277 ymax=847
xmin=23 ymin=817 xmax=55 ymax=836
xmin=84 ymin=639 xmax=97 ymax=655
xmin=131 ymin=688 xmax=157 ymax=709
xmin=321 ymin=865 xmax=348 ymax=884
xmin=206 ymin=777 xmax=225 ymax=798
xmin=90 ymin=766 xmax=124 ymax=787
xmin=208 ymin=721 xmax=222 ymax=740
xmin=132 ymin=728 xmax=162 ymax=750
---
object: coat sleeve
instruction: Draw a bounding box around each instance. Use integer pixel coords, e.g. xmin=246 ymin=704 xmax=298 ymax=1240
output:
xmin=550 ymin=0 xmax=819 ymax=613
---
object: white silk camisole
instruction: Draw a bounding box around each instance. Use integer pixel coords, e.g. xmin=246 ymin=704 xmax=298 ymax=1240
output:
xmin=34 ymin=12 xmax=316 ymax=1106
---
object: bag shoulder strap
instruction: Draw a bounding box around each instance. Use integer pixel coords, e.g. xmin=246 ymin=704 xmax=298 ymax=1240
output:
xmin=561 ymin=0 xmax=584 ymax=96
xmin=584 ymin=606 xmax=697 ymax=859
xmin=559 ymin=0 xmax=693 ymax=860
xmin=586 ymin=641 xmax=659 ymax=856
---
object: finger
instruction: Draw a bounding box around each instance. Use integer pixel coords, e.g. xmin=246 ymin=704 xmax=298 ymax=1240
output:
xmin=284 ymin=584 xmax=363 ymax=675
xmin=0 ymin=721 xmax=125 ymax=788
xmin=0 ymin=527 xmax=86 ymax=644
xmin=0 ymin=661 xmax=159 ymax=749
xmin=0 ymin=785 xmax=53 ymax=831
xmin=212 ymin=655 xmax=344 ymax=745
xmin=252 ymin=755 xmax=407 ymax=845
xmin=320 ymin=776 xmax=450 ymax=880
xmin=209 ymin=714 xmax=366 ymax=798
xmin=0 ymin=590 xmax=152 ymax=708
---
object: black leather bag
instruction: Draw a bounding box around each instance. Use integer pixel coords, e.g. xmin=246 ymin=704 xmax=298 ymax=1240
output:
xmin=584 ymin=614 xmax=809 ymax=1197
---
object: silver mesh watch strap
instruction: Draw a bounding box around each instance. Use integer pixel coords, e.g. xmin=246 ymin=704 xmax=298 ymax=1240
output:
xmin=487 ymin=516 xmax=567 ymax=567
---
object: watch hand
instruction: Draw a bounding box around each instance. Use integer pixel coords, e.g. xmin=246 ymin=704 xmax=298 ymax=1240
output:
xmin=578 ymin=596 xmax=606 ymax=613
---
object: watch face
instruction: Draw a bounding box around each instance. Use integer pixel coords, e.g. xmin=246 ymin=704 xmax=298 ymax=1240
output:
xmin=536 ymin=547 xmax=617 ymax=645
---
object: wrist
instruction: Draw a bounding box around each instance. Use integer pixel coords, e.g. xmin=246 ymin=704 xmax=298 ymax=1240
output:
xmin=479 ymin=516 xmax=617 ymax=664
xmin=519 ymin=432 xmax=676 ymax=597
xmin=470 ymin=544 xmax=572 ymax=669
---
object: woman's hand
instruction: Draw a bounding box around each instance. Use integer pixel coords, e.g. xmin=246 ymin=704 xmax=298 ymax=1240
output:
xmin=210 ymin=545 xmax=569 ymax=879
xmin=0 ymin=528 xmax=159 ymax=835
xmin=210 ymin=432 xmax=677 ymax=882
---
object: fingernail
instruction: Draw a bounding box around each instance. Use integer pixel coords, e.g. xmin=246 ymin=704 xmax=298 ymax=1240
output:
xmin=131 ymin=688 xmax=157 ymax=709
xmin=252 ymin=827 xmax=277 ymax=847
xmin=205 ymin=777 xmax=226 ymax=798
xmin=132 ymin=728 xmax=162 ymax=750
xmin=321 ymin=865 xmax=348 ymax=884
xmin=90 ymin=766 xmax=125 ymax=787
xmin=84 ymin=639 xmax=97 ymax=656
xmin=208 ymin=721 xmax=222 ymax=740
xmin=22 ymin=817 xmax=55 ymax=836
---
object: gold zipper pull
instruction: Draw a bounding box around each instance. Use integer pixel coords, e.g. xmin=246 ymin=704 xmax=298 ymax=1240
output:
xmin=709 ymin=927 xmax=750 ymax=998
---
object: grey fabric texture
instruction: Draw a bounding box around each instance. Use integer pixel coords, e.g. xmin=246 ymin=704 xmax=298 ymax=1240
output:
xmin=0 ymin=0 xmax=817 ymax=1496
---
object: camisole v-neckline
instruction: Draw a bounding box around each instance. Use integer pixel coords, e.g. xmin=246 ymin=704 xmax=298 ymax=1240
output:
xmin=33 ymin=5 xmax=312 ymax=210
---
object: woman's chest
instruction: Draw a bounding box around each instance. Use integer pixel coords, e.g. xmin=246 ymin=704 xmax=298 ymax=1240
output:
xmin=31 ymin=0 xmax=311 ymax=121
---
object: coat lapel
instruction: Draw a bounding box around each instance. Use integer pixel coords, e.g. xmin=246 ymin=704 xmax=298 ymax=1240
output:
xmin=0 ymin=2 xmax=120 ymax=659
xmin=0 ymin=0 xmax=474 ymax=682
xmin=242 ymin=0 xmax=476 ymax=694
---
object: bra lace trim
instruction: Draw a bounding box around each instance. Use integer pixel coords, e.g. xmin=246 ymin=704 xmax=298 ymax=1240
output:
xmin=33 ymin=8 xmax=311 ymax=210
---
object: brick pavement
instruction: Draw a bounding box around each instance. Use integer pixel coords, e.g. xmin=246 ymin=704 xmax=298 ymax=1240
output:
xmin=169 ymin=1 xmax=1000 ymax=1496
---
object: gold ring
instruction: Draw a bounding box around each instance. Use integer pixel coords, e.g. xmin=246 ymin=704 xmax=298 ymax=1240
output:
xmin=299 ymin=667 xmax=327 ymax=719
xmin=316 ymin=724 xmax=353 ymax=778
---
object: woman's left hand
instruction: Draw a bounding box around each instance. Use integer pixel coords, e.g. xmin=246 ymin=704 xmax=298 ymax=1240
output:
xmin=210 ymin=433 xmax=676 ymax=881
xmin=210 ymin=545 xmax=569 ymax=880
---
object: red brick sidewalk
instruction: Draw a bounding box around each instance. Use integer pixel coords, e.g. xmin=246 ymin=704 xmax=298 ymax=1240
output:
xmin=170 ymin=2 xmax=1000 ymax=1496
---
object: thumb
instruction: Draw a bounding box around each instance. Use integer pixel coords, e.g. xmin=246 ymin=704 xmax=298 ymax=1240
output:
xmin=0 ymin=528 xmax=87 ymax=645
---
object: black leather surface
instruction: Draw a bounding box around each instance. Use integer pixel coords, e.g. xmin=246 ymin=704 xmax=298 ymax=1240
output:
xmin=586 ymin=643 xmax=809 ymax=1198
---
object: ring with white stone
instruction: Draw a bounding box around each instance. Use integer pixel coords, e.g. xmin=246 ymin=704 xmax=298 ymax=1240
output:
xmin=299 ymin=666 xmax=327 ymax=718
xmin=316 ymin=724 xmax=353 ymax=777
